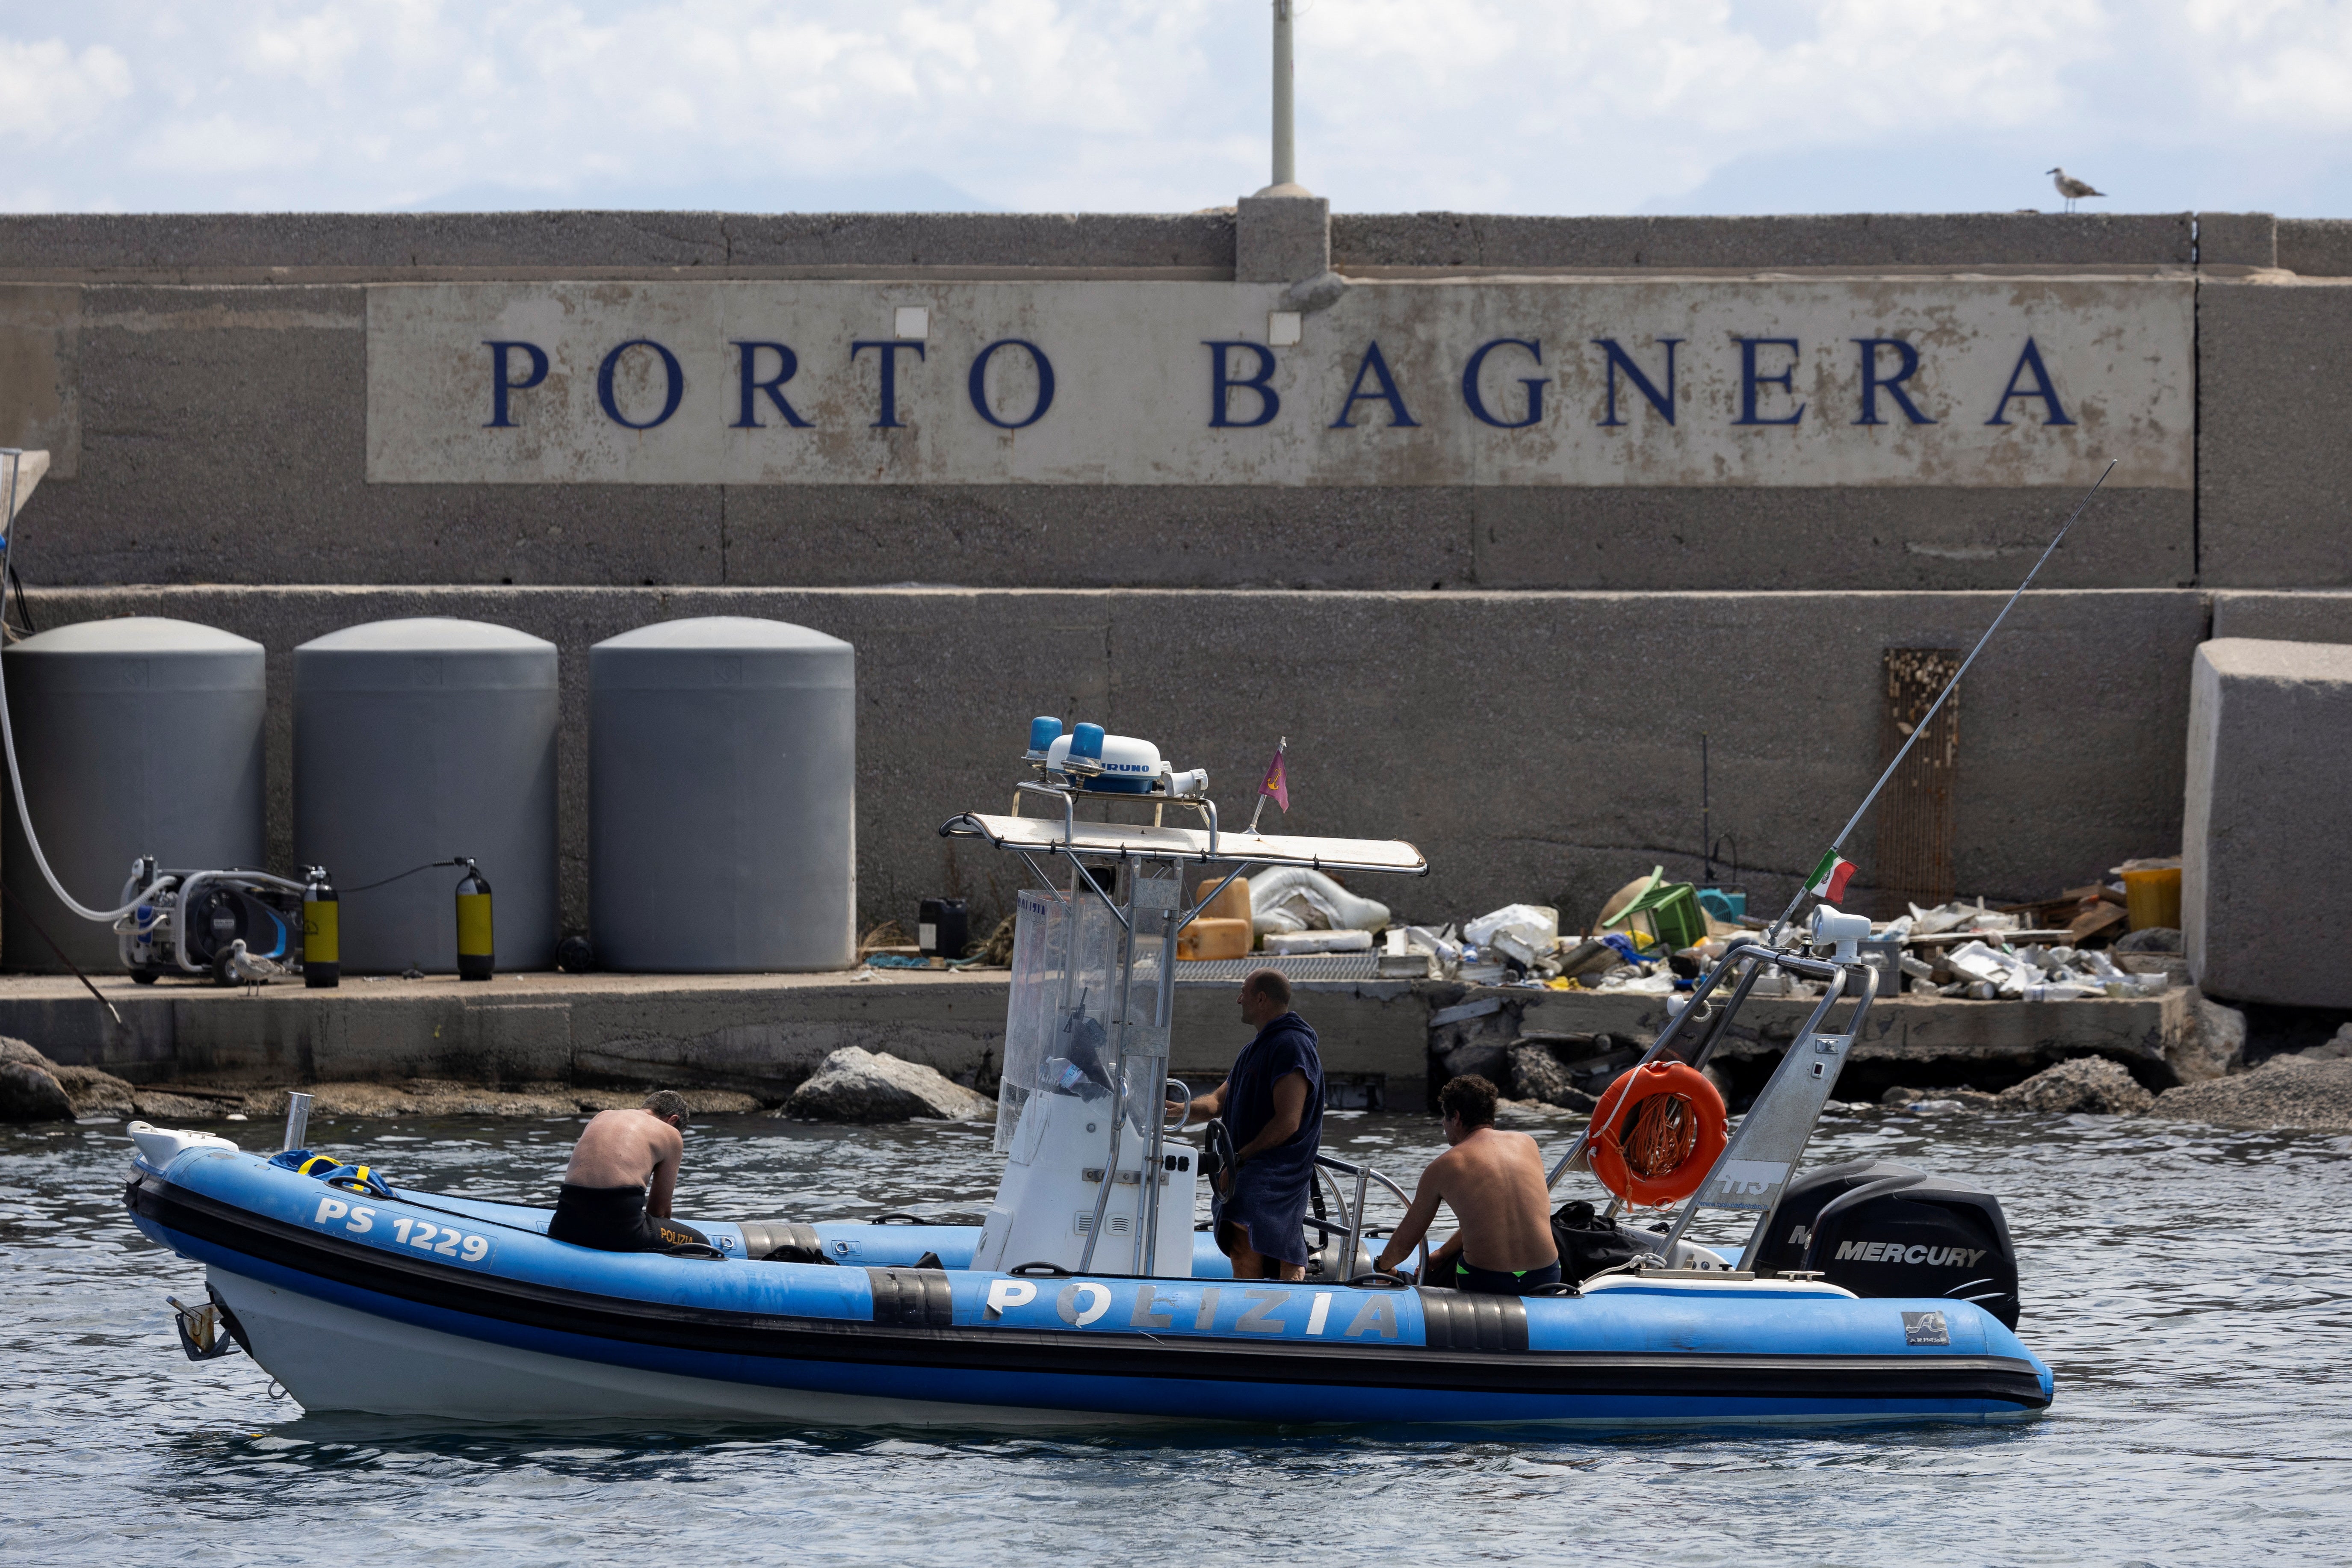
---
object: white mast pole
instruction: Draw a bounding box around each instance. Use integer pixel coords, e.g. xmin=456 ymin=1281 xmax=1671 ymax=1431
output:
xmin=1271 ymin=0 xmax=1297 ymax=189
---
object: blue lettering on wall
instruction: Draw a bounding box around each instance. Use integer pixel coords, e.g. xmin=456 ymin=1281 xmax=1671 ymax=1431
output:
xmin=1853 ymin=339 xmax=1935 ymax=426
xmin=1985 ymin=338 xmax=2075 ymax=426
xmin=851 ymin=340 xmax=926 ymax=429
xmin=482 ymin=340 xmax=549 ymax=429
xmin=1460 ymin=338 xmax=1546 ymax=429
xmin=1204 ymin=341 xmax=1281 ymax=428
xmin=1734 ymin=338 xmax=1805 ymax=426
xmin=596 ymin=340 xmax=685 ymax=431
xmin=967 ymin=339 xmax=1057 ymax=430
xmin=1330 ymin=341 xmax=1419 ymax=429
xmin=730 ymin=342 xmax=813 ymax=430
xmin=1591 ymin=338 xmax=1680 ymax=427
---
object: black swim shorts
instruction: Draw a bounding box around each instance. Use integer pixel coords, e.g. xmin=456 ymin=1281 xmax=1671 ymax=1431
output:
xmin=547 ymin=1182 xmax=712 ymax=1252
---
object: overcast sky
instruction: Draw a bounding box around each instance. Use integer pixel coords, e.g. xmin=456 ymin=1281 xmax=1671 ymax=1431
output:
xmin=6 ymin=1 xmax=2350 ymax=218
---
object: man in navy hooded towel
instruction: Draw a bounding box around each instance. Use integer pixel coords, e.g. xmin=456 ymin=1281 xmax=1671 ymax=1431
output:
xmin=1170 ymin=969 xmax=1324 ymax=1280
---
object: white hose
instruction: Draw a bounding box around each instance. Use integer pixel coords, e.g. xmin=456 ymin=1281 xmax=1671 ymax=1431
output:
xmin=0 ymin=450 xmax=150 ymax=923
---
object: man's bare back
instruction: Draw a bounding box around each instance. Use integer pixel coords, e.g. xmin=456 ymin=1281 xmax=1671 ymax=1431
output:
xmin=564 ymin=1107 xmax=686 ymax=1218
xmin=1415 ymin=1126 xmax=1558 ymax=1270
xmin=1375 ymin=1078 xmax=1560 ymax=1281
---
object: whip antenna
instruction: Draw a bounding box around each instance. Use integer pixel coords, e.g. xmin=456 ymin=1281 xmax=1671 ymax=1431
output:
xmin=1767 ymin=458 xmax=2118 ymax=942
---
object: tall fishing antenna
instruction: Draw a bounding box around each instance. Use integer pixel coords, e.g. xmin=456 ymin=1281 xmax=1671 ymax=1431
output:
xmin=1767 ymin=459 xmax=2119 ymax=943
xmin=1700 ymin=732 xmax=1713 ymax=886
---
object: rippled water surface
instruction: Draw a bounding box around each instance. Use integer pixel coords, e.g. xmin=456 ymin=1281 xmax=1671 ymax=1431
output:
xmin=6 ymin=1104 xmax=2349 ymax=1566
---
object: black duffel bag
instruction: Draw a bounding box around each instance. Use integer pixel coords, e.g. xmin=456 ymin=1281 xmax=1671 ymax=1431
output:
xmin=1552 ymin=1199 xmax=1644 ymax=1283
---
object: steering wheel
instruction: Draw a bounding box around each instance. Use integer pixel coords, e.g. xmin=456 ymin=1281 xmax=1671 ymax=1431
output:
xmin=1200 ymin=1118 xmax=1236 ymax=1184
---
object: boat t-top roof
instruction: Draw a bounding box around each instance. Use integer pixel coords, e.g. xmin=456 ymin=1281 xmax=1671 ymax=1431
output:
xmin=940 ymin=809 xmax=1427 ymax=877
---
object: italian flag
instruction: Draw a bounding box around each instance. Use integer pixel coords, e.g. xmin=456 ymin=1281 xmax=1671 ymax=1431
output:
xmin=1805 ymin=850 xmax=1857 ymax=902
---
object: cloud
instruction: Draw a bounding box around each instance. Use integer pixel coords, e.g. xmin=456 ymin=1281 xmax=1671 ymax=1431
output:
xmin=5 ymin=1 xmax=2352 ymax=215
xmin=0 ymin=37 xmax=133 ymax=145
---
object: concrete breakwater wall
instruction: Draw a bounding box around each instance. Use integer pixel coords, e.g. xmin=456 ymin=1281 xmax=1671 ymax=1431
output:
xmin=0 ymin=968 xmax=2196 ymax=1115
xmin=6 ymin=207 xmax=2352 ymax=957
xmin=24 ymin=582 xmax=2322 ymax=947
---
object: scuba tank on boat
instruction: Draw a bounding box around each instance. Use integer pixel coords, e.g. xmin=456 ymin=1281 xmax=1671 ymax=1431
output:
xmin=1754 ymin=1158 xmax=2022 ymax=1327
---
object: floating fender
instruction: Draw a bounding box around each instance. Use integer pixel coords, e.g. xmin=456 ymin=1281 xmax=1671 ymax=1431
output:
xmin=1587 ymin=1060 xmax=1729 ymax=1207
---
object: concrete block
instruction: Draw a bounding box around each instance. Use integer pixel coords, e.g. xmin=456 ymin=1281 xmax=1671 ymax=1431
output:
xmin=2196 ymin=278 xmax=2352 ymax=587
xmin=2196 ymin=213 xmax=2277 ymax=269
xmin=1470 ymin=485 xmax=2192 ymax=591
xmin=0 ymin=212 xmax=733 ymax=273
xmin=718 ymin=483 xmax=1474 ymax=591
xmin=21 ymin=584 xmax=2204 ymax=952
xmin=2278 ymin=219 xmax=2352 ymax=277
xmin=21 ymin=286 xmax=723 ymax=589
xmin=2183 ymin=638 xmax=2352 ymax=1007
xmin=0 ymin=286 xmax=79 ymax=476
xmin=723 ymin=213 xmax=1233 ymax=273
xmin=2210 ymin=590 xmax=2352 ymax=644
xmin=1235 ymin=194 xmax=1330 ymax=284
xmin=0 ymin=212 xmax=1238 ymax=279
xmin=1332 ymin=213 xmax=2195 ymax=272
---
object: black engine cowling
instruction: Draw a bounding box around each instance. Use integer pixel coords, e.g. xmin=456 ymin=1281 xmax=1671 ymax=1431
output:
xmin=1755 ymin=1159 xmax=2021 ymax=1327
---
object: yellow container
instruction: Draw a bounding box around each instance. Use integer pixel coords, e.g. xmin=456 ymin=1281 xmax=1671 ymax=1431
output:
xmin=1193 ymin=875 xmax=1250 ymax=924
xmin=2122 ymin=867 xmax=2182 ymax=931
xmin=1176 ymin=917 xmax=1253 ymax=961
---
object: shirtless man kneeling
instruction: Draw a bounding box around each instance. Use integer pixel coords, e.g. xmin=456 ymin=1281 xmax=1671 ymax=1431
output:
xmin=548 ymin=1090 xmax=712 ymax=1253
xmin=1373 ymin=1075 xmax=1561 ymax=1294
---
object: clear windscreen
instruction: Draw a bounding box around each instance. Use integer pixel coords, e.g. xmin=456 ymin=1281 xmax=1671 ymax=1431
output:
xmin=993 ymin=873 xmax=1179 ymax=1153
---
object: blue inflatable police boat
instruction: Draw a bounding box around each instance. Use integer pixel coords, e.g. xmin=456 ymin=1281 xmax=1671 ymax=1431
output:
xmin=127 ymin=724 xmax=2051 ymax=1428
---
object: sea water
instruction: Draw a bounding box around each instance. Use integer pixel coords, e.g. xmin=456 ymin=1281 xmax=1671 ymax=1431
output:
xmin=4 ymin=1105 xmax=2348 ymax=1565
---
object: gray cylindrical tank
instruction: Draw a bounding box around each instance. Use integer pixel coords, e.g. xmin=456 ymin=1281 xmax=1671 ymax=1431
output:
xmin=294 ymin=618 xmax=558 ymax=974
xmin=591 ymin=617 xmax=854 ymax=972
xmin=1 ymin=618 xmax=266 ymax=972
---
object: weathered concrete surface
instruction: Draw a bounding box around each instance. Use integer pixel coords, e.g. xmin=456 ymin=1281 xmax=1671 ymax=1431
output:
xmin=2210 ymin=590 xmax=2352 ymax=644
xmin=2197 ymin=277 xmax=2352 ymax=588
xmin=2278 ymin=219 xmax=2352 ymax=278
xmin=1450 ymin=983 xmax=2194 ymax=1095
xmin=1330 ymin=213 xmax=2199 ymax=271
xmin=0 ymin=970 xmax=2189 ymax=1113
xmin=0 ymin=212 xmax=1239 ymax=278
xmin=0 ymin=286 xmax=78 ymax=473
xmin=1235 ymin=194 xmax=1330 ymax=284
xmin=0 ymin=211 xmax=2251 ymax=280
xmin=2195 ymin=214 xmax=2280 ymax=270
xmin=0 ymin=271 xmax=2196 ymax=594
xmin=18 ymin=585 xmax=2207 ymax=948
xmin=1469 ymin=484 xmax=2191 ymax=591
xmin=365 ymin=278 xmax=2186 ymax=490
xmin=2183 ymin=638 xmax=2352 ymax=1007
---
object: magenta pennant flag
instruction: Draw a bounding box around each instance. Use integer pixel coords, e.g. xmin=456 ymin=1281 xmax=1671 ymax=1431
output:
xmin=1260 ymin=748 xmax=1289 ymax=813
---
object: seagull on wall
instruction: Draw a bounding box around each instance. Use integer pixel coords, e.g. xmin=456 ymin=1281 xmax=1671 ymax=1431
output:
xmin=2047 ymin=168 xmax=2106 ymax=214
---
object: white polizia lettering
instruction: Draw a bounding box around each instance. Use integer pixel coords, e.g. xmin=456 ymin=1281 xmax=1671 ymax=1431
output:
xmin=1057 ymin=1282 xmax=1113 ymax=1327
xmin=314 ymin=1197 xmax=349 ymax=1224
xmin=984 ymin=1279 xmax=1038 ymax=1317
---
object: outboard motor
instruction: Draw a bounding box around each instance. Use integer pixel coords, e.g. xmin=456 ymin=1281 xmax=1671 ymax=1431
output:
xmin=1755 ymin=1159 xmax=2022 ymax=1327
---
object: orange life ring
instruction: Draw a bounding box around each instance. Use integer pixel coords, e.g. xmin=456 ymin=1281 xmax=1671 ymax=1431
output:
xmin=1586 ymin=1060 xmax=1729 ymax=1207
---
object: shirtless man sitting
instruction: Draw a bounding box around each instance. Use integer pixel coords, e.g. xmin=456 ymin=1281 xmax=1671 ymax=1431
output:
xmin=547 ymin=1090 xmax=712 ymax=1253
xmin=1372 ymin=1075 xmax=1561 ymax=1294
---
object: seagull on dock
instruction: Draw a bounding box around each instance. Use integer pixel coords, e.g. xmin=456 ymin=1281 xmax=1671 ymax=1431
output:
xmin=2047 ymin=167 xmax=2106 ymax=213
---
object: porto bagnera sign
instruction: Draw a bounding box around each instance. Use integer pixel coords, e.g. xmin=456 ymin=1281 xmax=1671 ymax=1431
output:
xmin=365 ymin=279 xmax=2190 ymax=487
